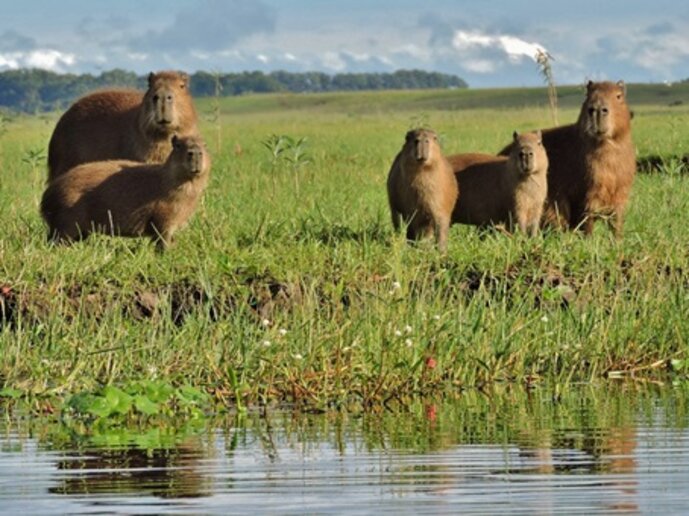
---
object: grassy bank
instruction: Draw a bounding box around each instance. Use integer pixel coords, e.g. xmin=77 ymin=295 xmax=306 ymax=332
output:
xmin=1 ymin=86 xmax=689 ymax=413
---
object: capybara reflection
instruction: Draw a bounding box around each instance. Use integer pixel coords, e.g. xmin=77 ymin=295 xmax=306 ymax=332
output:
xmin=387 ymin=128 xmax=458 ymax=252
xmin=452 ymin=131 xmax=548 ymax=235
xmin=499 ymin=81 xmax=635 ymax=236
xmin=47 ymin=71 xmax=199 ymax=181
xmin=41 ymin=135 xmax=210 ymax=250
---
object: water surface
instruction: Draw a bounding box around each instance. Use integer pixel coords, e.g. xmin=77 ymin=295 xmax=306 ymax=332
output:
xmin=2 ymin=385 xmax=689 ymax=514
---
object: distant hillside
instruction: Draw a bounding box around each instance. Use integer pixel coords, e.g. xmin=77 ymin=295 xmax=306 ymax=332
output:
xmin=0 ymin=69 xmax=468 ymax=113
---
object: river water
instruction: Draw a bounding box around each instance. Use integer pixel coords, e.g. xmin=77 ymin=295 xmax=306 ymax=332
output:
xmin=2 ymin=384 xmax=689 ymax=514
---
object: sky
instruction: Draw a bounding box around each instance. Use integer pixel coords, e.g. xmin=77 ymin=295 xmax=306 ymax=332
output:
xmin=1 ymin=0 xmax=689 ymax=87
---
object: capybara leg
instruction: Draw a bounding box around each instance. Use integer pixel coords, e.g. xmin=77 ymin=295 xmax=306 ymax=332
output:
xmin=435 ymin=217 xmax=450 ymax=253
xmin=529 ymin=220 xmax=540 ymax=237
xmin=47 ymin=226 xmax=83 ymax=245
xmin=581 ymin=213 xmax=595 ymax=235
xmin=153 ymin=233 xmax=173 ymax=252
xmin=390 ymin=209 xmax=402 ymax=233
xmin=610 ymin=210 xmax=624 ymax=238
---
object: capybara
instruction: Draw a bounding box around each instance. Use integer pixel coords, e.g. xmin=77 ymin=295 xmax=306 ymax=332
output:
xmin=387 ymin=128 xmax=458 ymax=252
xmin=47 ymin=71 xmax=199 ymax=181
xmin=41 ymin=135 xmax=210 ymax=250
xmin=452 ymin=130 xmax=548 ymax=235
xmin=498 ymin=80 xmax=635 ymax=236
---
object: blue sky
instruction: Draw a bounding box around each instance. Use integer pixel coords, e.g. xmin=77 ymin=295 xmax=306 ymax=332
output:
xmin=2 ymin=0 xmax=689 ymax=87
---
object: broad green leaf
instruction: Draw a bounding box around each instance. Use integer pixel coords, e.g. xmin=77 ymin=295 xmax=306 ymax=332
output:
xmin=102 ymin=385 xmax=133 ymax=415
xmin=134 ymin=395 xmax=160 ymax=415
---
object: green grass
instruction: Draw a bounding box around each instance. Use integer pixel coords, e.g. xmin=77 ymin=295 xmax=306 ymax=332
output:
xmin=1 ymin=85 xmax=689 ymax=412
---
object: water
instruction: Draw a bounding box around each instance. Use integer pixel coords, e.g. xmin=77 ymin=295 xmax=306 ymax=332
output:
xmin=2 ymin=385 xmax=689 ymax=514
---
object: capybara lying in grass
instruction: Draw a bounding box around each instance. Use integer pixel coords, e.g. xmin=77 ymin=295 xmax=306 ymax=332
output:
xmin=41 ymin=135 xmax=210 ymax=251
xmin=387 ymin=128 xmax=458 ymax=252
xmin=47 ymin=71 xmax=199 ymax=181
xmin=499 ymin=80 xmax=635 ymax=236
xmin=452 ymin=131 xmax=548 ymax=235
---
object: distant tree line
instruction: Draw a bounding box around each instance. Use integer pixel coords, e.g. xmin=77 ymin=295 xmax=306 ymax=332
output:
xmin=0 ymin=68 xmax=468 ymax=113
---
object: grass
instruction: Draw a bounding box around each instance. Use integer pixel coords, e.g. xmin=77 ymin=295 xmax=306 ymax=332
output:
xmin=1 ymin=85 xmax=689 ymax=413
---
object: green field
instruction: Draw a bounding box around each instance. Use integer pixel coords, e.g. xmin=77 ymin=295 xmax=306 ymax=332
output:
xmin=1 ymin=84 xmax=689 ymax=414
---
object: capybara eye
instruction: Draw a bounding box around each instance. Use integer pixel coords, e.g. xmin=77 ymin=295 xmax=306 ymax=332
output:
xmin=152 ymin=94 xmax=160 ymax=103
xmin=588 ymin=107 xmax=595 ymax=115
xmin=601 ymin=107 xmax=609 ymax=115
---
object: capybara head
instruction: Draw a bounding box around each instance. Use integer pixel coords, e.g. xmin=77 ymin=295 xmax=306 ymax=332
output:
xmin=142 ymin=71 xmax=195 ymax=136
xmin=511 ymin=130 xmax=547 ymax=175
xmin=168 ymin=135 xmax=210 ymax=180
xmin=579 ymin=80 xmax=631 ymax=140
xmin=405 ymin=128 xmax=439 ymax=164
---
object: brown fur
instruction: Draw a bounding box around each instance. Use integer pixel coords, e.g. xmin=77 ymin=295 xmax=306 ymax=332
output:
xmin=47 ymin=71 xmax=199 ymax=182
xmin=386 ymin=128 xmax=458 ymax=252
xmin=498 ymin=81 xmax=635 ymax=235
xmin=41 ymin=135 xmax=210 ymax=250
xmin=452 ymin=131 xmax=548 ymax=235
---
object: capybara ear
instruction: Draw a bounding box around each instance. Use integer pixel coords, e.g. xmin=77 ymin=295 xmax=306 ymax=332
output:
xmin=513 ymin=130 xmax=519 ymax=142
xmin=180 ymin=72 xmax=190 ymax=88
xmin=405 ymin=130 xmax=415 ymax=143
xmin=148 ymin=72 xmax=155 ymax=87
xmin=535 ymin=129 xmax=542 ymax=139
xmin=171 ymin=135 xmax=179 ymax=147
xmin=586 ymin=80 xmax=594 ymax=92
xmin=616 ymin=80 xmax=626 ymax=97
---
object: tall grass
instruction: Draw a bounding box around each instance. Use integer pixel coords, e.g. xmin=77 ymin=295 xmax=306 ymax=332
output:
xmin=1 ymin=89 xmax=689 ymax=410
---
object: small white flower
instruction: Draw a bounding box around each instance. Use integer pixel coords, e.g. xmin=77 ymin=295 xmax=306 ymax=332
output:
xmin=278 ymin=328 xmax=288 ymax=336
xmin=392 ymin=281 xmax=401 ymax=289
xmin=261 ymin=318 xmax=271 ymax=327
xmin=148 ymin=365 xmax=157 ymax=375
xmin=394 ymin=329 xmax=403 ymax=337
xmin=293 ymin=353 xmax=303 ymax=360
xmin=342 ymin=346 xmax=351 ymax=353
xmin=433 ymin=315 xmax=441 ymax=321
xmin=540 ymin=315 xmax=549 ymax=323
xmin=405 ymin=339 xmax=413 ymax=348
xmin=404 ymin=325 xmax=412 ymax=334
xmin=262 ymin=340 xmax=271 ymax=347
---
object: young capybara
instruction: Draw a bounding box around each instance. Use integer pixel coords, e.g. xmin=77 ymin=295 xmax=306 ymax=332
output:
xmin=498 ymin=80 xmax=635 ymax=236
xmin=41 ymin=135 xmax=210 ymax=250
xmin=452 ymin=131 xmax=548 ymax=235
xmin=47 ymin=71 xmax=199 ymax=181
xmin=386 ymin=128 xmax=458 ymax=252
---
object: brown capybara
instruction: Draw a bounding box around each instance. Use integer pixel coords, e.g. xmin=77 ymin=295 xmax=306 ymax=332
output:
xmin=452 ymin=131 xmax=549 ymax=235
xmin=47 ymin=71 xmax=199 ymax=181
xmin=387 ymin=128 xmax=458 ymax=252
xmin=40 ymin=135 xmax=210 ymax=250
xmin=499 ymin=80 xmax=635 ymax=236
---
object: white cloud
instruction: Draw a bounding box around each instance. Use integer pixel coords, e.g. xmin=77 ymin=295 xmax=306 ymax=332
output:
xmin=257 ymin=53 xmax=269 ymax=63
xmin=0 ymin=49 xmax=76 ymax=72
xmin=453 ymin=30 xmax=547 ymax=63
xmin=322 ymin=51 xmax=346 ymax=71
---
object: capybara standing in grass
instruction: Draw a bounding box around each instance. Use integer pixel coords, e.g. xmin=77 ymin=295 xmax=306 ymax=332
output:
xmin=47 ymin=71 xmax=199 ymax=181
xmin=387 ymin=128 xmax=458 ymax=252
xmin=499 ymin=80 xmax=635 ymax=236
xmin=41 ymin=135 xmax=210 ymax=250
xmin=452 ymin=131 xmax=548 ymax=235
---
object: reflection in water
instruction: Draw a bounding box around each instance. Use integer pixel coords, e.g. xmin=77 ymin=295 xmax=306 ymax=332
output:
xmin=50 ymin=439 xmax=210 ymax=499
xmin=1 ymin=384 xmax=689 ymax=514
